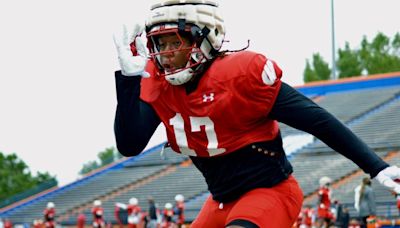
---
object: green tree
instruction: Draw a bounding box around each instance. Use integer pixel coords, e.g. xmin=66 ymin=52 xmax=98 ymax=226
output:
xmin=0 ymin=152 xmax=56 ymax=202
xmin=79 ymin=147 xmax=121 ymax=175
xmin=392 ymin=33 xmax=400 ymax=56
xmin=304 ymin=32 xmax=400 ymax=82
xmin=79 ymin=160 xmax=99 ymax=175
xmin=337 ymin=42 xmax=362 ymax=78
xmin=303 ymin=54 xmax=331 ymax=83
xmin=303 ymin=60 xmax=318 ymax=82
xmin=359 ymin=32 xmax=400 ymax=75
xmin=98 ymin=147 xmax=118 ymax=166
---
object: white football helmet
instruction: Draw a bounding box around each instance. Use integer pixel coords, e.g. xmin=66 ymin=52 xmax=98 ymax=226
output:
xmin=47 ymin=202 xmax=55 ymax=209
xmin=175 ymin=194 xmax=184 ymax=202
xmin=129 ymin=197 xmax=139 ymax=205
xmin=165 ymin=202 xmax=173 ymax=209
xmin=145 ymin=0 xmax=225 ymax=85
xmin=319 ymin=176 xmax=332 ymax=187
xmin=93 ymin=199 xmax=102 ymax=206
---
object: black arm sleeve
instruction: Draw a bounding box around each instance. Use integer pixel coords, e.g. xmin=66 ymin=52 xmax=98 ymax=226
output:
xmin=269 ymin=82 xmax=389 ymax=178
xmin=114 ymin=71 xmax=161 ymax=156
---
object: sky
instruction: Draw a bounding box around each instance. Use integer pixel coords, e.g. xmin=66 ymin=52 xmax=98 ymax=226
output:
xmin=0 ymin=0 xmax=399 ymax=186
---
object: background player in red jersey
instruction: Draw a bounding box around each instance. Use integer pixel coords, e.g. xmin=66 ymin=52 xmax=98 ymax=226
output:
xmin=161 ymin=203 xmax=175 ymax=228
xmin=115 ymin=197 xmax=143 ymax=228
xmin=299 ymin=205 xmax=315 ymax=228
xmin=113 ymin=0 xmax=400 ymax=227
xmin=92 ymin=200 xmax=105 ymax=228
xmin=316 ymin=177 xmax=333 ymax=228
xmin=173 ymin=194 xmax=185 ymax=227
xmin=43 ymin=202 xmax=56 ymax=228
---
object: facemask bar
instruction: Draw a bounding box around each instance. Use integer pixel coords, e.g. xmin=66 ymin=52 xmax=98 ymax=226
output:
xmin=147 ymin=24 xmax=209 ymax=77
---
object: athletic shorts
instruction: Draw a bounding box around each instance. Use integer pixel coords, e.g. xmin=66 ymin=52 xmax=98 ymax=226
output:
xmin=191 ymin=175 xmax=303 ymax=228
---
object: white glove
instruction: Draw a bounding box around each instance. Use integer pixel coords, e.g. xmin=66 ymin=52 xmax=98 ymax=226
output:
xmin=374 ymin=165 xmax=400 ymax=194
xmin=113 ymin=24 xmax=150 ymax=77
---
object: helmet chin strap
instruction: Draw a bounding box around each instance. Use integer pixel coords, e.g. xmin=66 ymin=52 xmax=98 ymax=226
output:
xmin=164 ymin=51 xmax=202 ymax=85
xmin=165 ymin=67 xmax=194 ymax=85
xmin=164 ymin=51 xmax=215 ymax=87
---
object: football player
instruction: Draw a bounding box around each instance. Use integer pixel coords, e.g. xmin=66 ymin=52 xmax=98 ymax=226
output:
xmin=115 ymin=197 xmax=142 ymax=228
xmin=316 ymin=177 xmax=333 ymax=228
xmin=174 ymin=194 xmax=185 ymax=227
xmin=161 ymin=203 xmax=175 ymax=228
xmin=92 ymin=200 xmax=105 ymax=228
xmin=43 ymin=202 xmax=56 ymax=228
xmin=113 ymin=0 xmax=400 ymax=227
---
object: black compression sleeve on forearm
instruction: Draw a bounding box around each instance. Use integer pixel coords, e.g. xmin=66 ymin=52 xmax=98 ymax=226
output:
xmin=269 ymin=82 xmax=388 ymax=177
xmin=114 ymin=71 xmax=161 ymax=156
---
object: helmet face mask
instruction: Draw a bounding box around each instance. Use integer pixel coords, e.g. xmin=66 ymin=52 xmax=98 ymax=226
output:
xmin=147 ymin=25 xmax=206 ymax=77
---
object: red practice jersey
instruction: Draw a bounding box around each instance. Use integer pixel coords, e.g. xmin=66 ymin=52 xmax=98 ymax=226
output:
xmin=141 ymin=51 xmax=282 ymax=157
xmin=44 ymin=208 xmax=56 ymax=221
xmin=175 ymin=202 xmax=185 ymax=224
xmin=127 ymin=205 xmax=141 ymax=216
xmin=301 ymin=207 xmax=314 ymax=226
xmin=317 ymin=186 xmax=332 ymax=219
xmin=92 ymin=206 xmax=104 ymax=219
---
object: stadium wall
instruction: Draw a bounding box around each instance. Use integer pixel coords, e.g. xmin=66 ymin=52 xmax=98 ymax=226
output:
xmin=295 ymin=72 xmax=400 ymax=96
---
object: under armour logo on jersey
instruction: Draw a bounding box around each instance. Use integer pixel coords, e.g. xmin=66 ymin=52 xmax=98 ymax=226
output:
xmin=261 ymin=60 xmax=277 ymax=85
xmin=202 ymin=93 xmax=215 ymax=102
